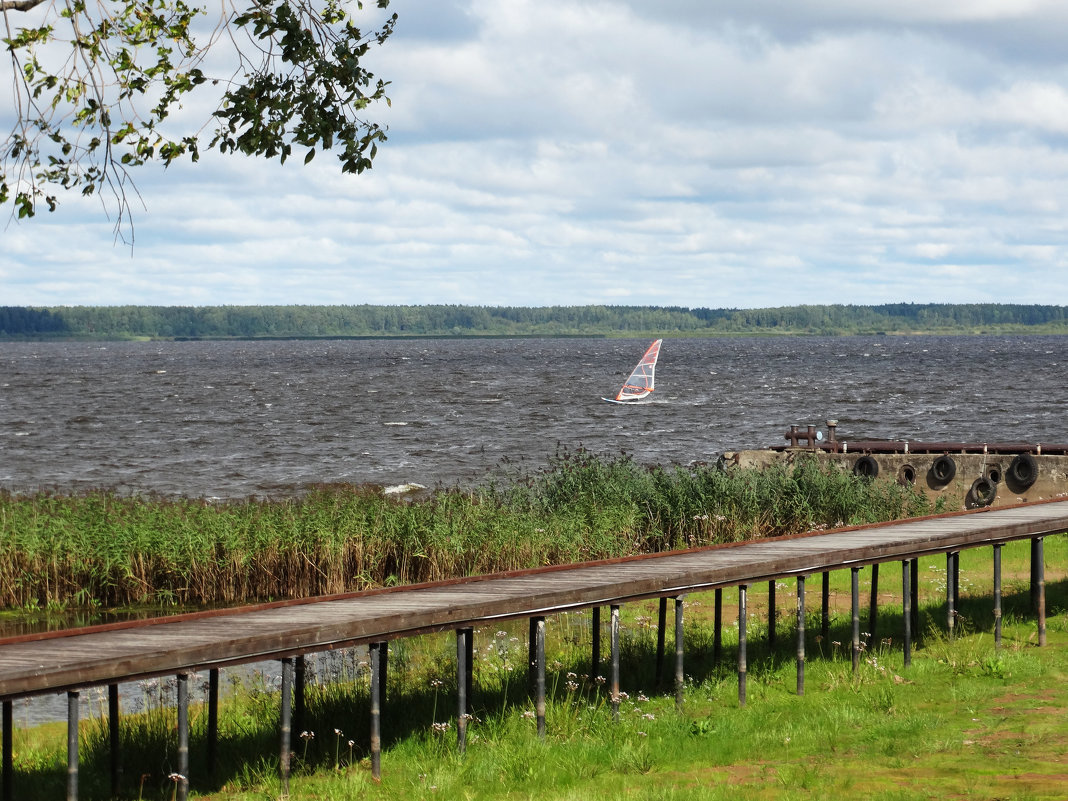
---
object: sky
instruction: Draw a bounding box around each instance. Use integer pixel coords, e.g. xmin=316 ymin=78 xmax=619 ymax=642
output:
xmin=4 ymin=0 xmax=1068 ymax=308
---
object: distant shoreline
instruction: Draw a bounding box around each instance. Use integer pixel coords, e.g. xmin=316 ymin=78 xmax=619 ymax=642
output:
xmin=3 ymin=328 xmax=1068 ymax=343
xmin=2 ymin=302 xmax=1066 ymax=341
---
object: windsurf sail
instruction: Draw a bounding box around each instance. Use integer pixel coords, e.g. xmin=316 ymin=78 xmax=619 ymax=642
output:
xmin=604 ymin=339 xmax=663 ymax=403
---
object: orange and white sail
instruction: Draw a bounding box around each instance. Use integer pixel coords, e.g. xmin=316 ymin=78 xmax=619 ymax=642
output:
xmin=605 ymin=339 xmax=662 ymax=403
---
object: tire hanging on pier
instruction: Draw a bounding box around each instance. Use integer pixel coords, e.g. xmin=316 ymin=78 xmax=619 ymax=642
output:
xmin=897 ymin=463 xmax=917 ymax=486
xmin=1008 ymin=453 xmax=1038 ymax=490
xmin=853 ymin=455 xmax=879 ymax=479
xmin=931 ymin=454 xmax=956 ymax=485
xmin=968 ymin=476 xmax=997 ymax=508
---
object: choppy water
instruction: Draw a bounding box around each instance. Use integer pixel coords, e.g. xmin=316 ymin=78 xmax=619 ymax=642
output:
xmin=2 ymin=335 xmax=1066 ymax=498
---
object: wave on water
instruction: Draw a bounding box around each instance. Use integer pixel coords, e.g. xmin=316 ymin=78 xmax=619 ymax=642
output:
xmin=383 ymin=482 xmax=427 ymax=495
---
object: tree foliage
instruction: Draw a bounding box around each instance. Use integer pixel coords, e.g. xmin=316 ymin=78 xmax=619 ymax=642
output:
xmin=2 ymin=302 xmax=1066 ymax=339
xmin=1 ymin=0 xmax=395 ymax=238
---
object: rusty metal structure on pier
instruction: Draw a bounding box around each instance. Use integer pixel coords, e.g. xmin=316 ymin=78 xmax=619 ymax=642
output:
xmin=724 ymin=421 xmax=1068 ymax=512
xmin=780 ymin=420 xmax=1068 ymax=456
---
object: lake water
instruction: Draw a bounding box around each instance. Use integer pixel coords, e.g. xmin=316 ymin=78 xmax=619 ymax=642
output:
xmin=2 ymin=335 xmax=1066 ymax=498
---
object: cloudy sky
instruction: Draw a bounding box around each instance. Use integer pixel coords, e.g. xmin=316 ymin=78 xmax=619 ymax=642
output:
xmin=4 ymin=0 xmax=1068 ymax=308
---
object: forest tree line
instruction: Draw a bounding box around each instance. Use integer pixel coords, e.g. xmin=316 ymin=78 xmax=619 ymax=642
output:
xmin=1 ymin=303 xmax=1066 ymax=339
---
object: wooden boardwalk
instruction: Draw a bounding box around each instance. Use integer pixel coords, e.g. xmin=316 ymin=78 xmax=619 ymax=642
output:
xmin=1 ymin=499 xmax=1066 ymax=799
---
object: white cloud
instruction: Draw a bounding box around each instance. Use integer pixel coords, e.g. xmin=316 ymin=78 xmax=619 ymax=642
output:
xmin=4 ymin=0 xmax=1068 ymax=307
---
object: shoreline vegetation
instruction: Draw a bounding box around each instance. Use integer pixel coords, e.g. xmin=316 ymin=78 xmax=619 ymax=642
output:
xmin=0 ymin=451 xmax=932 ymax=614
xmin=2 ymin=302 xmax=1068 ymax=340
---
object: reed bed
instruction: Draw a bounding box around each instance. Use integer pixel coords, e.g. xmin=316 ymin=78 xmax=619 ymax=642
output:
xmin=0 ymin=451 xmax=930 ymax=610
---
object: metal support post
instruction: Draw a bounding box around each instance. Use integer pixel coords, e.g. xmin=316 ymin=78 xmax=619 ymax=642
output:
xmin=868 ymin=563 xmax=879 ymax=641
xmin=674 ymin=595 xmax=685 ymax=710
xmin=910 ymin=558 xmax=920 ymax=638
xmin=108 ymin=684 xmax=121 ymax=798
xmin=370 ymin=640 xmax=388 ymax=779
xmin=177 ymin=674 xmax=189 ymax=801
xmin=369 ymin=642 xmax=384 ymax=780
xmin=534 ymin=618 xmax=546 ymax=739
xmin=796 ymin=576 xmax=805 ymax=695
xmin=2 ymin=700 xmax=11 ymax=801
xmin=457 ymin=628 xmax=469 ymax=753
xmin=946 ymin=552 xmax=956 ymax=639
xmin=821 ymin=571 xmax=830 ymax=643
xmin=655 ymin=597 xmax=667 ymax=688
xmin=738 ymin=584 xmax=748 ymax=707
xmin=591 ymin=607 xmax=601 ymax=680
xmin=1037 ymin=537 xmax=1046 ymax=646
xmin=768 ymin=580 xmax=776 ymax=650
xmin=851 ymin=568 xmax=860 ymax=673
xmin=902 ymin=560 xmax=912 ymax=668
xmin=527 ymin=617 xmax=538 ymax=698
xmin=610 ymin=605 xmax=621 ymax=722
xmin=294 ymin=657 xmax=305 ymax=741
xmin=378 ymin=641 xmax=389 ymax=707
xmin=993 ymin=544 xmax=1003 ymax=649
xmin=952 ymin=550 xmax=960 ymax=617
xmin=1031 ymin=538 xmax=1040 ymax=613
xmin=464 ymin=628 xmax=474 ymax=705
xmin=370 ymin=642 xmax=383 ymax=780
xmin=713 ymin=589 xmax=723 ymax=666
xmin=279 ymin=658 xmax=293 ymax=798
xmin=67 ymin=691 xmax=79 ymax=801
xmin=207 ymin=669 xmax=219 ymax=779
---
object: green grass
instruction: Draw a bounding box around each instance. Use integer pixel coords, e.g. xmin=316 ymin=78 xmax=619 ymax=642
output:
xmin=6 ymin=539 xmax=1067 ymax=800
xmin=0 ymin=452 xmax=931 ymax=611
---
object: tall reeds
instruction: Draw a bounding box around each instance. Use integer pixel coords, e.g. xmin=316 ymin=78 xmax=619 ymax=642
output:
xmin=0 ymin=452 xmax=929 ymax=610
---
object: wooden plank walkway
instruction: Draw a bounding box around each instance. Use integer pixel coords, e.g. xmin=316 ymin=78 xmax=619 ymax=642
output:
xmin=1 ymin=499 xmax=1066 ymax=700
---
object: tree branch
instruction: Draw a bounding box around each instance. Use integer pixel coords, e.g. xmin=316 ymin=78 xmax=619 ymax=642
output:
xmin=3 ymin=0 xmax=394 ymax=235
xmin=0 ymin=0 xmax=48 ymax=12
